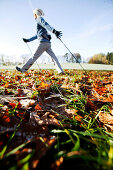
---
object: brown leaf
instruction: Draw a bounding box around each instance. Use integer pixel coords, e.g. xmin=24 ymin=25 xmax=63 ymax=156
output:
xmin=85 ymin=99 xmax=97 ymax=112
xmin=30 ymin=112 xmax=60 ymax=126
xmin=99 ymin=111 xmax=113 ymax=124
xmin=20 ymin=99 xmax=35 ymax=109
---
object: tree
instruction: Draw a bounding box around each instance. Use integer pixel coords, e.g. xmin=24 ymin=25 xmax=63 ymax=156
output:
xmin=21 ymin=54 xmax=29 ymax=64
xmin=69 ymin=53 xmax=76 ymax=63
xmin=64 ymin=53 xmax=69 ymax=62
xmin=106 ymin=52 xmax=113 ymax=64
xmin=73 ymin=53 xmax=81 ymax=63
xmin=88 ymin=53 xmax=108 ymax=64
xmin=0 ymin=54 xmax=5 ymax=65
xmin=63 ymin=53 xmax=81 ymax=63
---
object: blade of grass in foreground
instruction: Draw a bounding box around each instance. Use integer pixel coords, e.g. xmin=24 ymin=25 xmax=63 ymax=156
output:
xmin=0 ymin=112 xmax=26 ymax=159
xmin=5 ymin=142 xmax=30 ymax=158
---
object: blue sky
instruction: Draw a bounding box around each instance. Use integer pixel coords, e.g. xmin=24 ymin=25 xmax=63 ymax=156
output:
xmin=0 ymin=0 xmax=113 ymax=60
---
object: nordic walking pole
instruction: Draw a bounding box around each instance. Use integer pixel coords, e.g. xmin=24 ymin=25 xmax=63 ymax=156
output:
xmin=26 ymin=43 xmax=41 ymax=70
xmin=58 ymin=38 xmax=86 ymax=72
xmin=26 ymin=43 xmax=33 ymax=55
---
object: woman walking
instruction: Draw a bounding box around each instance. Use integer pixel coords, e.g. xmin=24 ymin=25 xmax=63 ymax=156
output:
xmin=16 ymin=8 xmax=64 ymax=74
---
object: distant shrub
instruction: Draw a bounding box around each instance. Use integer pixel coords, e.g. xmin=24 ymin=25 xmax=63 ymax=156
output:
xmin=88 ymin=53 xmax=108 ymax=64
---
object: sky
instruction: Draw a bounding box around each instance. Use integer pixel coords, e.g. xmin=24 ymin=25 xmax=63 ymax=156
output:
xmin=0 ymin=0 xmax=113 ymax=61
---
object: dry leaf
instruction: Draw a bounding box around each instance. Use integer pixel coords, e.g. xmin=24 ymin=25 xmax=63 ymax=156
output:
xmin=99 ymin=111 xmax=113 ymax=124
xmin=20 ymin=99 xmax=35 ymax=109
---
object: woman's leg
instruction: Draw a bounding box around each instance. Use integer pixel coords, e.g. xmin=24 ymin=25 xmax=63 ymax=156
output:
xmin=46 ymin=44 xmax=64 ymax=74
xmin=21 ymin=42 xmax=48 ymax=72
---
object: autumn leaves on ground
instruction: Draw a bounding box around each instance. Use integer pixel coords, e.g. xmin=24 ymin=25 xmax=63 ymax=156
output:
xmin=0 ymin=69 xmax=113 ymax=170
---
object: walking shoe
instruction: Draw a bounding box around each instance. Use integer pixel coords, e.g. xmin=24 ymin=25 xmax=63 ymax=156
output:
xmin=16 ymin=66 xmax=22 ymax=73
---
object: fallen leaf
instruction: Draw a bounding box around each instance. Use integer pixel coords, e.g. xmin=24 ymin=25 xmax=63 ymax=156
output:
xmin=99 ymin=111 xmax=113 ymax=124
xmin=20 ymin=99 xmax=35 ymax=109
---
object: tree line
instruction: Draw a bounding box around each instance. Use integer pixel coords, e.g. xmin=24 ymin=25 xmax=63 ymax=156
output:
xmin=0 ymin=52 xmax=112 ymax=65
xmin=0 ymin=53 xmax=82 ymax=65
xmin=88 ymin=52 xmax=113 ymax=64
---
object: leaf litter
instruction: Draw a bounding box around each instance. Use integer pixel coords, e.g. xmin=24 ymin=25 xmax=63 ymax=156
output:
xmin=0 ymin=69 xmax=113 ymax=169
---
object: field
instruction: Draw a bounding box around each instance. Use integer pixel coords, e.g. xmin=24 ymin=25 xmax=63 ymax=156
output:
xmin=0 ymin=69 xmax=113 ymax=170
xmin=1 ymin=63 xmax=113 ymax=71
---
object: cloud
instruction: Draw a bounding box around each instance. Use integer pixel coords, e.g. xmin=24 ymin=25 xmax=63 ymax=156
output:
xmin=78 ymin=23 xmax=113 ymax=38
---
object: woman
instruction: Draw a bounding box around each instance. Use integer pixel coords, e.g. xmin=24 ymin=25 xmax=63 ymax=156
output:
xmin=16 ymin=8 xmax=64 ymax=74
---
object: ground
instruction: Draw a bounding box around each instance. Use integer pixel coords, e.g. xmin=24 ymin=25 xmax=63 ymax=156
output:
xmin=1 ymin=63 xmax=113 ymax=71
xmin=0 ymin=69 xmax=113 ymax=170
